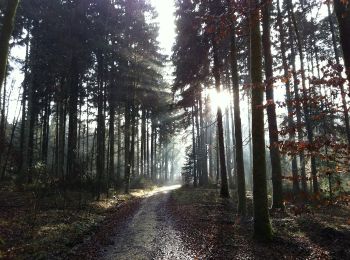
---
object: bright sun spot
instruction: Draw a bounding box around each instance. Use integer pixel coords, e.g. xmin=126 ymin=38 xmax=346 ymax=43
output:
xmin=206 ymin=88 xmax=231 ymax=111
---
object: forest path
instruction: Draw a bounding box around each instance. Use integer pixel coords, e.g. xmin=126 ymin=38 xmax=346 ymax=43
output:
xmin=102 ymin=185 xmax=195 ymax=260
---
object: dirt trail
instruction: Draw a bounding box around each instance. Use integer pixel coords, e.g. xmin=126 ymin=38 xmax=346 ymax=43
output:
xmin=102 ymin=185 xmax=195 ymax=260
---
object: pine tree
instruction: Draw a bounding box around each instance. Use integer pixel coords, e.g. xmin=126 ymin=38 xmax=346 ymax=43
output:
xmin=250 ymin=0 xmax=272 ymax=241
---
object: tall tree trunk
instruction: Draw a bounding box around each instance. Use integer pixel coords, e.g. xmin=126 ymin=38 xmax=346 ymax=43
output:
xmin=208 ymin=121 xmax=214 ymax=181
xmin=58 ymin=97 xmax=66 ymax=180
xmin=285 ymin=7 xmax=306 ymax=195
xmin=0 ymin=69 xmax=7 ymax=170
xmin=1 ymin=113 xmax=19 ymax=180
xmin=334 ymin=0 xmax=350 ymax=84
xmin=0 ymin=0 xmax=20 ymax=94
xmin=165 ymin=144 xmax=169 ymax=182
xmin=151 ymin=122 xmax=155 ymax=182
xmin=200 ymin=96 xmax=208 ymax=185
xmin=262 ymin=0 xmax=284 ymax=209
xmin=276 ymin=0 xmax=300 ymax=196
xmin=191 ymin=106 xmax=198 ymax=187
xmin=130 ymin=107 xmax=136 ymax=178
xmin=328 ymin=2 xmax=350 ymax=147
xmin=224 ymin=107 xmax=233 ymax=187
xmin=96 ymin=53 xmax=105 ymax=199
xmin=170 ymin=143 xmax=175 ymax=181
xmin=146 ymin=113 xmax=150 ymax=178
xmin=141 ymin=109 xmax=146 ymax=176
xmin=288 ymin=0 xmax=318 ymax=193
xmin=67 ymin=55 xmax=79 ymax=180
xmin=229 ymin=20 xmax=246 ymax=215
xmin=250 ymin=0 xmax=272 ymax=240
xmin=212 ymin=37 xmax=229 ymax=198
xmin=124 ymin=105 xmax=131 ymax=193
xmin=116 ymin=112 xmax=121 ymax=186
xmin=195 ymin=100 xmax=202 ymax=185
xmin=108 ymin=98 xmax=115 ymax=192
xmin=41 ymin=99 xmax=50 ymax=164
xmin=19 ymin=23 xmax=30 ymax=173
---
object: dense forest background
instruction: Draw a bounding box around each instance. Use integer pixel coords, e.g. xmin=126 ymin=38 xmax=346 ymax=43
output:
xmin=0 ymin=0 xmax=184 ymax=197
xmin=0 ymin=0 xmax=350 ymax=257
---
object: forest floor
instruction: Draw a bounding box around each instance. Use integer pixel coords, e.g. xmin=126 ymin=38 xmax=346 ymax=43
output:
xmin=0 ymin=182 xmax=158 ymax=259
xmin=1 ymin=183 xmax=350 ymax=259
xmin=168 ymin=187 xmax=350 ymax=259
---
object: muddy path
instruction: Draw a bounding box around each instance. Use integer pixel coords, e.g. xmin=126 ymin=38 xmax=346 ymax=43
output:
xmin=101 ymin=186 xmax=195 ymax=260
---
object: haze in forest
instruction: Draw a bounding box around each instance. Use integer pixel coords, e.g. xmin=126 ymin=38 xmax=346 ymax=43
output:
xmin=0 ymin=0 xmax=350 ymax=259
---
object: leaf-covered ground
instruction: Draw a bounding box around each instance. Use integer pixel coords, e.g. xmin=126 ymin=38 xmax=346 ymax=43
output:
xmin=2 ymin=183 xmax=350 ymax=259
xmin=0 ymin=183 xmax=152 ymax=259
xmin=167 ymin=187 xmax=350 ymax=259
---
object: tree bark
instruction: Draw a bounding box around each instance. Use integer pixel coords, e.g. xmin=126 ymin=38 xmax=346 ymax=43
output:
xmin=287 ymin=0 xmax=318 ymax=194
xmin=329 ymin=2 xmax=350 ymax=147
xmin=276 ymin=0 xmax=300 ymax=196
xmin=262 ymin=0 xmax=284 ymax=209
xmin=250 ymin=0 xmax=272 ymax=240
xmin=124 ymin=105 xmax=131 ymax=193
xmin=67 ymin=54 xmax=79 ymax=179
xmin=334 ymin=0 xmax=350 ymax=84
xmin=229 ymin=20 xmax=246 ymax=215
xmin=212 ymin=37 xmax=229 ymax=198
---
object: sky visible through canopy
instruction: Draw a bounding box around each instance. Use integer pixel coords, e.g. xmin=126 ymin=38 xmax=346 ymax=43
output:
xmin=150 ymin=0 xmax=176 ymax=57
xmin=6 ymin=0 xmax=176 ymax=123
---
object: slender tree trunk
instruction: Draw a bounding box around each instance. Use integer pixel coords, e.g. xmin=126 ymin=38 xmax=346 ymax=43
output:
xmin=141 ymin=109 xmax=146 ymax=176
xmin=212 ymin=37 xmax=229 ymax=198
xmin=41 ymin=99 xmax=50 ymax=164
xmin=230 ymin=103 xmax=237 ymax=186
xmin=86 ymin=97 xmax=89 ymax=174
xmin=0 ymin=70 xmax=7 ymax=170
xmin=276 ymin=0 xmax=300 ymax=196
xmin=229 ymin=20 xmax=246 ymax=215
xmin=170 ymin=143 xmax=175 ymax=181
xmin=124 ymin=105 xmax=131 ymax=193
xmin=250 ymin=0 xmax=272 ymax=240
xmin=151 ymin=122 xmax=154 ymax=181
xmin=19 ymin=24 xmax=30 ymax=172
xmin=200 ymin=96 xmax=208 ymax=185
xmin=262 ymin=0 xmax=284 ymax=209
xmin=58 ymin=97 xmax=66 ymax=180
xmin=328 ymin=3 xmax=350 ymax=147
xmin=154 ymin=127 xmax=158 ymax=181
xmin=116 ymin=112 xmax=121 ymax=186
xmin=224 ymin=107 xmax=233 ymax=187
xmin=130 ymin=107 xmax=136 ymax=178
xmin=146 ymin=113 xmax=150 ymax=178
xmin=108 ymin=99 xmax=115 ymax=192
xmin=0 ymin=0 xmax=20 ymax=94
xmin=208 ymin=122 xmax=214 ymax=181
xmin=96 ymin=54 xmax=105 ymax=199
xmin=165 ymin=144 xmax=169 ymax=182
xmin=334 ymin=0 xmax=350 ymax=84
xmin=67 ymin=55 xmax=79 ymax=180
xmin=288 ymin=0 xmax=318 ymax=193
xmin=195 ymin=100 xmax=202 ymax=185
xmin=285 ymin=8 xmax=305 ymax=195
xmin=191 ymin=106 xmax=198 ymax=187
xmin=1 ymin=113 xmax=19 ymax=180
